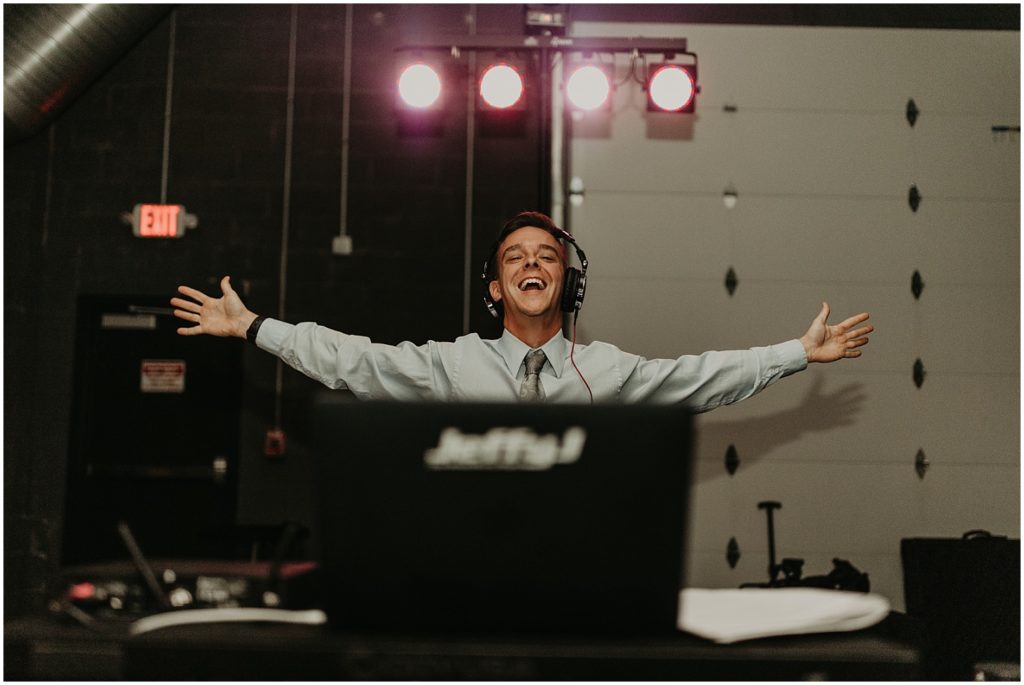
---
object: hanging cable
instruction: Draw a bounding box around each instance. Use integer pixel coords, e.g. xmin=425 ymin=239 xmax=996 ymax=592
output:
xmin=159 ymin=10 xmax=177 ymax=204
xmin=570 ymin=312 xmax=593 ymax=404
xmin=610 ymin=50 xmax=634 ymax=88
xmin=335 ymin=3 xmax=353 ymax=255
xmin=273 ymin=5 xmax=298 ymax=429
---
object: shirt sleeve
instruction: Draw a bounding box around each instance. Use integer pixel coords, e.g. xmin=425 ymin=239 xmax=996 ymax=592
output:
xmin=618 ymin=339 xmax=808 ymax=411
xmin=255 ymin=318 xmax=453 ymax=400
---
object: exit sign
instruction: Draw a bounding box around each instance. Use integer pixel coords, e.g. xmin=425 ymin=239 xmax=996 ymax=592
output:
xmin=132 ymin=204 xmax=185 ymax=238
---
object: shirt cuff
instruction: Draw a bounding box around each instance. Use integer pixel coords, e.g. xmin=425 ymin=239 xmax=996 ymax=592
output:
xmin=777 ymin=338 xmax=809 ymax=377
xmin=253 ymin=318 xmax=294 ymax=353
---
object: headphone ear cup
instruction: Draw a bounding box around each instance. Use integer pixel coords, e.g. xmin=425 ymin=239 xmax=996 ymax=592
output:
xmin=481 ymin=249 xmax=501 ymax=318
xmin=484 ymin=295 xmax=501 ymax=319
xmin=562 ymin=267 xmax=581 ymax=313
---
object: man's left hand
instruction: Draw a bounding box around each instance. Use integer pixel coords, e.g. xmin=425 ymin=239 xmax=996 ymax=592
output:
xmin=800 ymin=302 xmax=873 ymax=363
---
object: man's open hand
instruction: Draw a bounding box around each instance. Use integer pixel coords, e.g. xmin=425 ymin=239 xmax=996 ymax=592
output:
xmin=170 ymin=276 xmax=257 ymax=338
xmin=799 ymin=302 xmax=873 ymax=363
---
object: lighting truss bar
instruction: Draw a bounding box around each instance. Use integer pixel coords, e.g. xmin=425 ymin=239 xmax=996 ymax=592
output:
xmin=396 ymin=35 xmax=689 ymax=56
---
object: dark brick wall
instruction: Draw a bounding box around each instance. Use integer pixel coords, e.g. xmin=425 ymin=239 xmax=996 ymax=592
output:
xmin=5 ymin=115 xmax=54 ymax=617
xmin=4 ymin=4 xmax=543 ymax=616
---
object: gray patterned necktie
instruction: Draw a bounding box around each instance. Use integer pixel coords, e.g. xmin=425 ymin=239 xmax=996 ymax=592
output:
xmin=519 ymin=349 xmax=547 ymax=402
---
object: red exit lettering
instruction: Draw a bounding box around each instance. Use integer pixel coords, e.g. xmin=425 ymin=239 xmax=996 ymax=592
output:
xmin=134 ymin=204 xmax=183 ymax=238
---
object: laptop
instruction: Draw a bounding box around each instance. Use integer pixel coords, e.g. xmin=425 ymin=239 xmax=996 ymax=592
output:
xmin=311 ymin=397 xmax=694 ymax=636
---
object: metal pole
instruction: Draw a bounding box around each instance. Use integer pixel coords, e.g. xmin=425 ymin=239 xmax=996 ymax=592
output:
xmin=159 ymin=10 xmax=177 ymax=204
xmin=537 ymin=47 xmax=552 ymax=214
xmin=337 ymin=4 xmax=353 ymax=246
xmin=758 ymin=501 xmax=782 ymax=582
xmin=274 ymin=5 xmax=298 ymax=428
xmin=461 ymin=5 xmax=477 ymax=334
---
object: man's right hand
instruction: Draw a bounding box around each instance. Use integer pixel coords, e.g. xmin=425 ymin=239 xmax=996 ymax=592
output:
xmin=171 ymin=275 xmax=258 ymax=338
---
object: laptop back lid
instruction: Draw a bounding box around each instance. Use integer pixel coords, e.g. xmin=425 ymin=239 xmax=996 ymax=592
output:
xmin=312 ymin=399 xmax=693 ymax=636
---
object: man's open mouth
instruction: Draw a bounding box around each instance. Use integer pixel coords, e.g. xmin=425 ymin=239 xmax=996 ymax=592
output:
xmin=518 ymin=277 xmax=546 ymax=291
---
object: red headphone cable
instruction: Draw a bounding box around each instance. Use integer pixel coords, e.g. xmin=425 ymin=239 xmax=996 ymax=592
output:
xmin=570 ymin=312 xmax=594 ymax=404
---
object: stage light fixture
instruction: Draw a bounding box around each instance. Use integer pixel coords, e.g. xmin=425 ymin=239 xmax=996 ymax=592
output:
xmin=479 ymin=63 xmax=524 ymax=109
xmin=397 ymin=63 xmax=443 ymax=109
xmin=646 ymin=64 xmax=697 ymax=113
xmin=565 ymin=64 xmax=612 ymax=111
xmin=394 ymin=36 xmax=698 ymax=140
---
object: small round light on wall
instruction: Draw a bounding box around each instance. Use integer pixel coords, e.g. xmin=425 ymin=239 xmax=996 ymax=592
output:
xmin=569 ymin=175 xmax=585 ymax=207
xmin=479 ymin=64 xmax=524 ymax=109
xmin=648 ymin=64 xmax=696 ymax=112
xmin=723 ymin=185 xmax=738 ymax=209
xmin=566 ymin=65 xmax=611 ymax=111
xmin=398 ymin=63 xmax=442 ymax=109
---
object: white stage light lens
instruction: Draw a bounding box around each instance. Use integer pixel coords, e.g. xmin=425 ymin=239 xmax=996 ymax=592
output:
xmin=566 ymin=65 xmax=610 ymax=111
xmin=649 ymin=65 xmax=695 ymax=111
xmin=398 ymin=64 xmax=442 ymax=109
xmin=479 ymin=64 xmax=524 ymax=109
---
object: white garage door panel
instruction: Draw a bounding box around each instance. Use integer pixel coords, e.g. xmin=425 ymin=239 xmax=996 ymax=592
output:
xmin=905 ymin=32 xmax=1021 ymax=116
xmin=571 ymin=192 xmax=734 ymax=280
xmin=911 ymin=114 xmax=1021 ymax=200
xmin=696 ymin=371 xmax=919 ymax=470
xmin=572 ymin=110 xmax=909 ymax=197
xmin=919 ymin=465 xmax=1021 ymax=536
xmin=734 ymin=282 xmax=910 ymax=377
xmin=688 ymin=461 xmax=920 ymax=555
xmin=573 ymin=23 xmax=1020 ymax=116
xmin=915 ymin=374 xmax=1020 ymax=468
xmin=913 ymin=198 xmax=1021 ymax=284
xmin=728 ymin=111 xmax=908 ymax=197
xmin=578 ymin=279 xmax=759 ymax=357
xmin=570 ymin=110 xmax=736 ymax=195
xmin=572 ymin=23 xmax=917 ymax=111
xmin=916 ymin=283 xmax=1020 ymax=375
xmin=570 ymin=20 xmax=1020 ymax=617
xmin=731 ymin=196 xmax=914 ymax=284
xmin=689 ymin=463 xmax=1017 ymax=560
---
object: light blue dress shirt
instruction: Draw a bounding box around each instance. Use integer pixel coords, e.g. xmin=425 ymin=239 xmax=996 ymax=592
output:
xmin=256 ymin=319 xmax=807 ymax=411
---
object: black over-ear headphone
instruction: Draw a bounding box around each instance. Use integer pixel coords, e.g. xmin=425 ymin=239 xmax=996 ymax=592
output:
xmin=481 ymin=226 xmax=588 ymax=319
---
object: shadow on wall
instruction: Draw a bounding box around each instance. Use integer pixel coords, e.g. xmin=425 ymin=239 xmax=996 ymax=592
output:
xmin=696 ymin=375 xmax=867 ymax=483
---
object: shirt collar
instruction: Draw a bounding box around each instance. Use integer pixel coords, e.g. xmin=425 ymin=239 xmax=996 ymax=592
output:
xmin=497 ymin=328 xmax=567 ymax=378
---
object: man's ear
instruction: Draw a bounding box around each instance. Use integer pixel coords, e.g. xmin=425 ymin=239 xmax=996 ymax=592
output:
xmin=488 ymin=279 xmax=502 ymax=303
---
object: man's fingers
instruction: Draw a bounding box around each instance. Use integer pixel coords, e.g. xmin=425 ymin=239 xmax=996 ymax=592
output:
xmin=847 ymin=336 xmax=870 ymax=349
xmin=221 ymin=275 xmax=234 ymax=295
xmin=836 ymin=312 xmax=870 ymax=330
xmin=170 ymin=297 xmax=201 ymax=313
xmin=818 ymin=302 xmax=830 ymax=323
xmin=177 ymin=285 xmax=209 ymax=303
xmin=176 ymin=325 xmax=203 ymax=336
xmin=846 ymin=324 xmax=873 ymax=340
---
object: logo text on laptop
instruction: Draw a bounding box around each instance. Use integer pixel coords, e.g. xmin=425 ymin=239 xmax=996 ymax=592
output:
xmin=423 ymin=426 xmax=586 ymax=471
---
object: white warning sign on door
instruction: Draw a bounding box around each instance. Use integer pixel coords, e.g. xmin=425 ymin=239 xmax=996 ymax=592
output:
xmin=140 ymin=360 xmax=186 ymax=393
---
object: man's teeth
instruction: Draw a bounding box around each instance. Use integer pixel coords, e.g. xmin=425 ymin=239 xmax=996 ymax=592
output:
xmin=519 ymin=278 xmax=545 ymax=291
